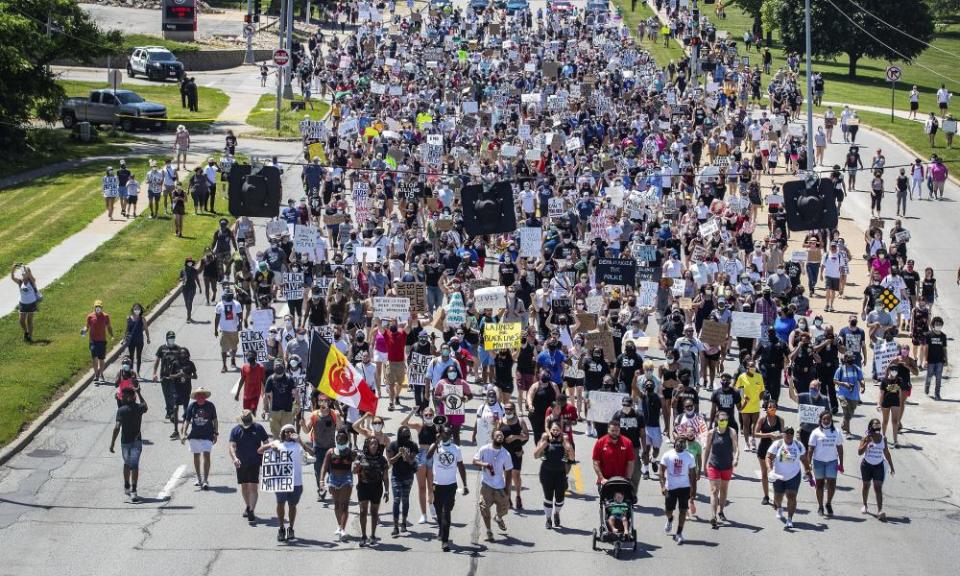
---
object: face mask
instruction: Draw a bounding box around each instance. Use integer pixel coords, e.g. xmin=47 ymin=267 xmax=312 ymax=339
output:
xmin=934 ymin=325 xmax=943 ymax=333
xmin=675 ymin=443 xmax=686 ymax=453
xmin=442 ymin=349 xmax=450 ymax=358
xmin=810 ymin=389 xmax=820 ymax=398
xmin=718 ymin=421 xmax=729 ymax=433
xmin=390 ymin=325 xmax=398 ymax=333
xmin=441 ymin=438 xmax=452 ymax=446
xmin=166 ymin=338 xmax=175 ymax=346
xmin=95 ymin=307 xmax=103 ymax=314
xmin=223 ymin=294 xmax=234 ymax=302
xmin=290 ymin=360 xmax=300 ymax=368
xmin=336 ymin=442 xmax=349 ymax=451
xmin=274 ymin=366 xmax=284 ymax=374
xmin=286 ymin=321 xmax=293 ymax=329
xmin=373 ymin=423 xmax=384 ymax=432
xmin=122 ymin=364 xmax=131 ymax=371
xmin=447 ymin=371 xmax=458 ymax=380
xmin=133 ymin=308 xmax=142 ymax=316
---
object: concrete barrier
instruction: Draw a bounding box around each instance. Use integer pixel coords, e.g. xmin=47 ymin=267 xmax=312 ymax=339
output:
xmin=54 ymin=49 xmax=276 ymax=72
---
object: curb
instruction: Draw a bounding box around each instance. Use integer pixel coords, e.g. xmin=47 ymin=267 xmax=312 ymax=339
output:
xmin=0 ymin=284 xmax=184 ymax=466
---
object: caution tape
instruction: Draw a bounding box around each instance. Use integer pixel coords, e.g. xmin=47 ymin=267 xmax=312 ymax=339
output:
xmin=113 ymin=114 xmax=219 ymax=122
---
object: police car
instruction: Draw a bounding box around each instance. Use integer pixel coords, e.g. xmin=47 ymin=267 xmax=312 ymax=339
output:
xmin=127 ymin=46 xmax=185 ymax=82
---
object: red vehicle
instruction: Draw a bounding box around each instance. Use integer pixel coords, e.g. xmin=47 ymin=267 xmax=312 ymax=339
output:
xmin=549 ymin=0 xmax=575 ymax=12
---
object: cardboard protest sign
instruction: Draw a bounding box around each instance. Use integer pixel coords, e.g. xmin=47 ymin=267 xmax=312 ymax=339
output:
xmin=408 ymin=352 xmax=431 ymax=386
xmin=474 ymin=286 xmax=507 ymax=310
xmin=730 ymin=312 xmax=763 ymax=339
xmin=293 ymin=225 xmax=318 ymax=255
xmin=396 ymin=282 xmax=427 ymax=313
xmin=798 ymin=404 xmax=826 ymax=426
xmin=240 ymin=329 xmax=268 ymax=363
xmin=700 ymin=320 xmax=729 ymax=347
xmin=260 ymin=448 xmax=295 ymax=492
xmin=587 ymin=391 xmax=631 ymax=423
xmin=637 ymin=281 xmax=659 ymax=308
xmin=281 ymin=272 xmax=304 ymax=300
xmin=584 ymin=330 xmax=615 ymax=362
xmin=518 ymin=227 xmax=542 ymax=258
xmin=596 ymin=258 xmax=637 ymax=286
xmin=484 ymin=322 xmax=521 ymax=350
xmin=373 ymin=297 xmax=410 ymax=321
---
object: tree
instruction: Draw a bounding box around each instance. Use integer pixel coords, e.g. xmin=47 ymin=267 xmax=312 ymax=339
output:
xmin=760 ymin=0 xmax=782 ymax=36
xmin=927 ymin=0 xmax=960 ymax=27
xmin=0 ymin=0 xmax=120 ymax=153
xmin=777 ymin=0 xmax=934 ymax=78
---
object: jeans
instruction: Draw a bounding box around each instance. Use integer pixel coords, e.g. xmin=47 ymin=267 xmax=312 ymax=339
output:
xmin=433 ymin=483 xmax=457 ymax=543
xmin=427 ymin=286 xmax=443 ymax=313
xmin=392 ymin=476 xmax=413 ymax=521
xmin=806 ymin=262 xmax=820 ymax=293
xmin=926 ymin=362 xmax=945 ymax=396
xmin=896 ymin=192 xmax=908 ymax=215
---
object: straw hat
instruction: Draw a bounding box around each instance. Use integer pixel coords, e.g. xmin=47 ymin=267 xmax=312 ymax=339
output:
xmin=190 ymin=387 xmax=212 ymax=400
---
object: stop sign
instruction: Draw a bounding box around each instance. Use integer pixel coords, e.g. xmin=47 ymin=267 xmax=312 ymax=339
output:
xmin=273 ymin=49 xmax=290 ymax=67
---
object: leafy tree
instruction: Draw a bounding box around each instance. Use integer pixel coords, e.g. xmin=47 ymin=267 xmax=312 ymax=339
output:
xmin=927 ymin=0 xmax=960 ymax=27
xmin=777 ymin=0 xmax=934 ymax=78
xmin=760 ymin=0 xmax=782 ymax=36
xmin=0 ymin=0 xmax=120 ymax=153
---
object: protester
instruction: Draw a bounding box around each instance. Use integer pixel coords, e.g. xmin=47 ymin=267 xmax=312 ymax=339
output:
xmin=109 ymin=386 xmax=147 ymax=503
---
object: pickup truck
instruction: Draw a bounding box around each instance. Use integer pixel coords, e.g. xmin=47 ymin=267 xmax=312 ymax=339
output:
xmin=60 ymin=89 xmax=168 ymax=132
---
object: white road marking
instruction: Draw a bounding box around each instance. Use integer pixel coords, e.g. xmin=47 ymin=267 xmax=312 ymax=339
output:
xmin=158 ymin=465 xmax=186 ymax=501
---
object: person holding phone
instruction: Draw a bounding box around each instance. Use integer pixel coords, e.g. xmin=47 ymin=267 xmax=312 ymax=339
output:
xmin=11 ymin=264 xmax=39 ymax=342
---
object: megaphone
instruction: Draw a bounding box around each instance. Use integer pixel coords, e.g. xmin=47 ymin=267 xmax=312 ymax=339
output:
xmin=433 ymin=414 xmax=448 ymax=427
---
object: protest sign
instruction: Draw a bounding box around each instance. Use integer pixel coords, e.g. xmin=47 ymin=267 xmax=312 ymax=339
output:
xmin=730 ymin=312 xmax=763 ymax=339
xmin=251 ymin=308 xmax=274 ymax=339
xmin=441 ymin=383 xmax=465 ymax=416
xmin=266 ymin=220 xmax=287 ymax=238
xmin=596 ymin=258 xmax=637 ymax=286
xmin=396 ymin=282 xmax=427 ymax=313
xmin=474 ymin=286 xmax=507 ymax=310
xmin=355 ymin=246 xmax=379 ymax=263
xmin=293 ymin=225 xmax=318 ymax=255
xmin=548 ymin=197 xmax=565 ymax=219
xmin=445 ymin=293 xmax=467 ymax=328
xmin=873 ymin=343 xmax=900 ymax=376
xmin=634 ymin=244 xmax=657 ymax=262
xmin=585 ymin=294 xmax=604 ymax=314
xmin=240 ymin=329 xmax=268 ymax=363
xmin=790 ymin=250 xmax=808 ymax=263
xmin=587 ymin=391 xmax=631 ymax=423
xmin=637 ymin=281 xmax=659 ymax=307
xmin=484 ymin=322 xmax=521 ymax=351
xmin=700 ymin=320 xmax=729 ymax=347
xmin=584 ymin=330 xmax=615 ymax=361
xmin=373 ymin=297 xmax=410 ymax=321
xmin=408 ymin=352 xmax=431 ymax=386
xmin=281 ymin=272 xmax=304 ymax=300
xmin=518 ymin=227 xmax=542 ymax=258
xmin=260 ymin=448 xmax=295 ymax=493
xmin=798 ymin=404 xmax=826 ymax=426
xmin=699 ymin=218 xmax=720 ymax=238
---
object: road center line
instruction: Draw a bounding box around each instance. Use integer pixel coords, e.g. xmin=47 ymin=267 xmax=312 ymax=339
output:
xmin=158 ymin=464 xmax=186 ymax=501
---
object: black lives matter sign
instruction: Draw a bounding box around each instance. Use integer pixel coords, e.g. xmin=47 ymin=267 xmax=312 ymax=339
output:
xmin=596 ymin=258 xmax=637 ymax=286
xmin=260 ymin=448 xmax=295 ymax=492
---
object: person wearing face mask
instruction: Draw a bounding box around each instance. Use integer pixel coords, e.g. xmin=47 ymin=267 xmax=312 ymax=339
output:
xmin=264 ymin=359 xmax=298 ymax=438
xmin=639 ymin=379 xmax=664 ymax=480
xmin=180 ymin=387 xmax=218 ymax=491
xmin=285 ymin=328 xmax=311 ymax=372
xmin=302 ymin=395 xmax=338 ymax=502
xmin=319 ymin=428 xmax=356 ymax=542
xmin=383 ymin=320 xmax=408 ymax=412
xmin=703 ymin=411 xmax=739 ymax=528
xmin=805 ymin=412 xmax=844 ymax=517
xmin=789 ymin=377 xmax=831 ymax=456
xmin=82 ymin=300 xmax=114 ymax=383
xmin=109 ymin=386 xmax=148 ymax=503
xmin=659 ymin=435 xmax=698 ymax=544
xmin=858 ymin=418 xmax=895 ymax=520
xmin=473 ymin=429 xmax=514 ymax=542
xmin=353 ymin=435 xmax=390 ymax=547
xmin=123 ymin=303 xmax=150 ymax=374
xmin=765 ymin=265 xmax=792 ymax=298
xmin=535 ymin=420 xmax=575 ymax=529
xmin=304 ymin=286 xmax=329 ymax=329
xmin=527 ymin=370 xmax=560 ymax=444
xmin=612 ymin=395 xmax=644 ymax=487
xmin=400 ymin=408 xmax=438 ymax=524
xmin=114 ymin=355 xmax=140 ymax=408
xmin=735 ymin=360 xmax=764 ymax=452
xmin=924 ymin=317 xmax=948 ymax=399
xmin=260 ymin=423 xmax=315 ymax=542
xmin=229 ymin=409 xmax=270 ymax=523
xmin=214 ymin=290 xmax=243 ymax=373
xmin=749 ymin=398 xmax=783 ymax=506
xmin=838 ymin=315 xmax=867 ymax=368
xmin=385 ymin=425 xmax=419 ymax=538
xmin=434 ymin=365 xmax=473 ymax=444
xmin=427 ymin=425 xmax=469 ymax=552
xmin=236 ymin=352 xmax=266 ymax=412
xmin=474 ymin=389 xmax=506 ymax=445
xmin=833 ymin=352 xmax=865 ymax=440
xmin=766 ymin=426 xmax=807 ymax=529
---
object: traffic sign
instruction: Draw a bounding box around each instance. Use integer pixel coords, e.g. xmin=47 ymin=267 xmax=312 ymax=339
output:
xmin=886 ymin=66 xmax=902 ymax=82
xmin=243 ymin=23 xmax=255 ymax=37
xmin=273 ymin=48 xmax=290 ymax=67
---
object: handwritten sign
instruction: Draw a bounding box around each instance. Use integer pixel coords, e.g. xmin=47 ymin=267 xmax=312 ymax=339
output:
xmin=700 ymin=320 xmax=729 ymax=347
xmin=240 ymin=329 xmax=268 ymax=363
xmin=373 ymin=297 xmax=410 ymax=321
xmin=730 ymin=312 xmax=763 ymax=339
xmin=474 ymin=286 xmax=507 ymax=310
xmin=281 ymin=272 xmax=304 ymax=300
xmin=484 ymin=322 xmax=521 ymax=351
xmin=445 ymin=292 xmax=467 ymax=328
xmin=587 ymin=390 xmax=631 ymax=423
xmin=260 ymin=447 xmax=295 ymax=493
xmin=407 ymin=352 xmax=431 ymax=387
xmin=798 ymin=404 xmax=825 ymax=426
xmin=396 ymin=282 xmax=427 ymax=313
xmin=596 ymin=258 xmax=637 ymax=286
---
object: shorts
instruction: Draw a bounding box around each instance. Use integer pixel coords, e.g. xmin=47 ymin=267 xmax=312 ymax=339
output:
xmin=18 ymin=301 xmax=37 ymax=313
xmin=517 ymin=372 xmax=536 ymax=392
xmin=416 ymin=446 xmax=434 ymax=468
xmin=386 ymin=361 xmax=406 ymax=386
xmin=269 ymin=410 xmax=295 ymax=437
xmin=89 ymin=340 xmax=107 ymax=360
xmin=705 ymin=351 xmax=721 ymax=362
xmin=645 ymin=426 xmax=663 ymax=449
xmin=839 ymin=397 xmax=859 ymax=422
xmin=357 ymin=481 xmax=384 ymax=502
xmin=327 ymin=471 xmax=353 ymax=489
xmin=706 ymin=466 xmax=733 ymax=481
xmin=374 ymin=350 xmax=388 ymax=363
xmin=813 ymin=459 xmax=838 ymax=480
xmin=242 ymin=396 xmax=260 ymax=411
xmin=189 ymin=439 xmax=214 ymax=453
xmin=509 ymin=450 xmax=523 ymax=471
xmin=236 ymin=464 xmax=261 ymax=484
xmin=148 ymin=191 xmax=161 ymax=199
xmin=940 ymin=101 xmax=948 ymax=110
xmin=174 ymin=382 xmax=192 ymax=407
xmin=219 ymin=331 xmax=239 ymax=353
xmin=276 ymin=484 xmax=304 ymax=504
xmin=665 ymin=486 xmax=691 ymax=512
xmin=495 ymin=380 xmax=515 ymax=394
xmin=120 ymin=440 xmax=143 ymax=470
xmin=479 ymin=483 xmax=509 ymax=518
xmin=825 ymin=276 xmax=840 ymax=291
xmin=773 ymin=473 xmax=801 ymax=494
xmin=860 ymin=460 xmax=885 ymax=484
xmin=127 ymin=195 xmax=138 ymax=204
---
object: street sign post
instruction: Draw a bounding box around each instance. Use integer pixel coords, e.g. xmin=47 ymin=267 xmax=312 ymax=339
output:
xmin=272 ymin=48 xmax=290 ymax=67
xmin=886 ymin=65 xmax=902 ymax=122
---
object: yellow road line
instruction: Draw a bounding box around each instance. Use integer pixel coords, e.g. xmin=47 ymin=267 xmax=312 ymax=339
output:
xmin=572 ymin=463 xmax=584 ymax=493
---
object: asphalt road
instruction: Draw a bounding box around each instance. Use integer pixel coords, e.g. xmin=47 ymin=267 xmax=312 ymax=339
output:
xmin=4 ymin=2 xmax=960 ymax=575
xmin=81 ymin=3 xmax=244 ymax=38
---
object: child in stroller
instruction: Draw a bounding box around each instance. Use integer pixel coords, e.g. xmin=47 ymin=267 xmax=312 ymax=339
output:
xmin=605 ymin=490 xmax=632 ymax=536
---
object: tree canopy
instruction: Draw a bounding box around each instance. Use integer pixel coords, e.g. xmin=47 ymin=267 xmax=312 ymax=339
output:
xmin=0 ymin=0 xmax=120 ymax=152
xmin=776 ymin=0 xmax=935 ymax=78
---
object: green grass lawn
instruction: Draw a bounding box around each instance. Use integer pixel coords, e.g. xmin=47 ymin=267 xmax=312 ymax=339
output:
xmin=120 ymin=33 xmax=201 ymax=53
xmin=0 ymin=128 xmax=135 ymax=179
xmin=614 ymin=0 xmax=689 ymax=65
xmin=0 ymin=157 xmax=168 ymax=274
xmin=0 ymin=208 xmax=221 ymax=447
xmin=58 ymin=80 xmax=231 ymax=128
xmin=246 ymin=93 xmax=330 ymax=138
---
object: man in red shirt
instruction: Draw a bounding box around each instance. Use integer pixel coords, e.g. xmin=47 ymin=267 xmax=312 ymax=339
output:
xmin=592 ymin=419 xmax=636 ymax=485
xmin=235 ymin=352 xmax=266 ymax=411
xmin=383 ymin=319 xmax=407 ymax=411
xmin=82 ymin=299 xmax=114 ymax=382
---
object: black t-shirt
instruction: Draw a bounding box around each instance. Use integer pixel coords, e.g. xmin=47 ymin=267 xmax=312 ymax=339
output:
xmin=640 ymin=394 xmax=662 ymax=426
xmin=710 ymin=387 xmax=742 ymax=419
xmin=615 ymin=352 xmax=642 ymax=388
xmin=229 ymin=423 xmax=269 ymax=466
xmin=608 ymin=321 xmax=625 ymax=357
xmin=927 ymin=330 xmax=948 ymax=363
xmin=265 ymin=374 xmax=296 ymax=411
xmin=424 ymin=263 xmax=444 ymax=287
xmin=517 ymin=341 xmax=536 ymax=374
xmin=387 ymin=439 xmax=420 ymax=480
xmin=116 ymin=402 xmax=147 ymax=444
xmin=612 ymin=408 xmax=643 ymax=445
xmin=185 ymin=401 xmax=218 ymax=440
xmin=495 ymin=353 xmax=514 ymax=383
xmin=863 ymin=283 xmax=884 ymax=309
xmin=499 ymin=261 xmax=518 ymax=287
xmin=155 ymin=344 xmax=182 ymax=378
xmin=581 ymin=357 xmax=609 ymax=389
xmin=901 ymin=270 xmax=920 ymax=296
xmin=784 ymin=261 xmax=802 ymax=287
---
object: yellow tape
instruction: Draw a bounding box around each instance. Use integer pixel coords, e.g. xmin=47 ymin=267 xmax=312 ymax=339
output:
xmin=113 ymin=114 xmax=219 ymax=122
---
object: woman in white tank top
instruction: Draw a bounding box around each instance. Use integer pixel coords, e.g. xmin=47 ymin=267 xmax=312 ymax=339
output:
xmin=858 ymin=418 xmax=895 ymax=521
xmin=11 ymin=264 xmax=39 ymax=341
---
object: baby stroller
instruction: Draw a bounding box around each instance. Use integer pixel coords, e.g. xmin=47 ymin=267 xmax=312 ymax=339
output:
xmin=591 ymin=477 xmax=637 ymax=558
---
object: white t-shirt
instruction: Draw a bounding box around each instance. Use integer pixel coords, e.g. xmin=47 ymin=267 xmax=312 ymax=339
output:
xmin=807 ymin=426 xmax=841 ymax=462
xmin=767 ymin=438 xmax=805 ymax=480
xmin=216 ymin=301 xmax=241 ymax=332
xmin=474 ymin=444 xmax=514 ymax=489
xmin=659 ymin=449 xmax=696 ymax=490
xmin=275 ymin=441 xmax=304 ymax=487
xmin=821 ymin=252 xmax=842 ymax=278
xmin=432 ymin=442 xmax=463 ymax=486
xmin=862 ymin=437 xmax=886 ymax=466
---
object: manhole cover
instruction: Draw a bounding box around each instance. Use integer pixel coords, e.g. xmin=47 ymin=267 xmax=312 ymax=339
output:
xmin=26 ymin=448 xmax=63 ymax=458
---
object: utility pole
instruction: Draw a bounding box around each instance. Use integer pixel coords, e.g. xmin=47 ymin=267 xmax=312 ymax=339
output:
xmin=275 ymin=0 xmax=284 ymax=131
xmin=244 ymin=0 xmax=254 ymax=64
xmin=283 ymin=0 xmax=295 ymax=99
xmin=804 ymin=0 xmax=815 ymax=168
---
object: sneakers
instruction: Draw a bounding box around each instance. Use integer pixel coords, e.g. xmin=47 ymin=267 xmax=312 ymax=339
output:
xmin=277 ymin=527 xmax=287 ymax=542
xmin=825 ymin=504 xmax=834 ymax=516
xmin=776 ymin=508 xmax=784 ymax=521
xmin=879 ymin=511 xmax=887 ymax=522
xmin=392 ymin=525 xmax=400 ymax=538
xmin=546 ymin=517 xmax=553 ymax=529
xmin=761 ymin=496 xmax=770 ymax=506
xmin=441 ymin=541 xmax=451 ymax=552
xmin=194 ymin=479 xmax=202 ymax=487
xmin=418 ymin=514 xmax=428 ymax=524
xmin=860 ymin=505 xmax=868 ymax=515
xmin=124 ymin=486 xmax=131 ymax=497
xmin=785 ymin=518 xmax=794 ymax=529
xmin=674 ymin=533 xmax=684 ymax=545
xmin=201 ymin=481 xmax=209 ymax=491
xmin=651 ymin=461 xmax=659 ymax=473
xmin=359 ymin=537 xmax=368 ymax=547
xmin=170 ymin=431 xmax=181 ymax=440
xmin=515 ymin=495 xmax=523 ymax=510
xmin=718 ymin=510 xmax=727 ymax=522
xmin=129 ymin=491 xmax=140 ymax=503
xmin=485 ymin=530 xmax=495 ymax=542
xmin=553 ymin=513 xmax=561 ymax=527
xmin=817 ymin=506 xmax=825 ymax=517
xmin=495 ymin=515 xmax=507 ymax=532
xmin=286 ymin=528 xmax=296 ymax=542
xmin=664 ymin=520 xmax=673 ymax=533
